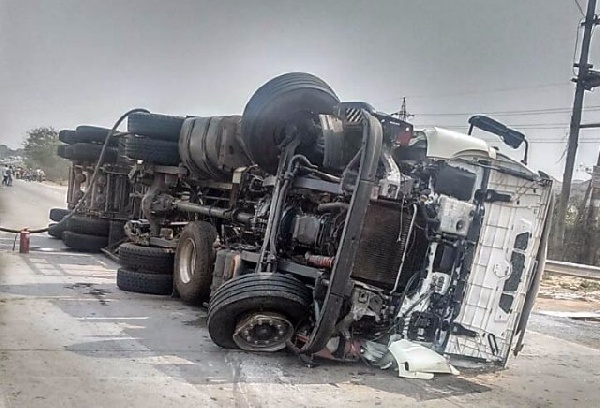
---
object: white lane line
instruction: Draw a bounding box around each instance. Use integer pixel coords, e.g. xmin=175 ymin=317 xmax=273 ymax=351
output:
xmin=134 ymin=355 xmax=195 ymax=365
xmin=76 ymin=317 xmax=150 ymax=320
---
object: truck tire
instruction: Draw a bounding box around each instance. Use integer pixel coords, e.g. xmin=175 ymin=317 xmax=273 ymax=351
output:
xmin=57 ymin=144 xmax=69 ymax=159
xmin=47 ymin=222 xmax=66 ymax=239
xmin=173 ymin=221 xmax=217 ymax=305
xmin=108 ymin=220 xmax=127 ymax=248
xmin=59 ymin=130 xmax=76 ymax=144
xmin=116 ymin=267 xmax=173 ymax=295
xmin=63 ymin=143 xmax=119 ymax=163
xmin=49 ymin=208 xmax=71 ymax=222
xmin=241 ymin=72 xmax=340 ymax=174
xmin=207 ymin=273 xmax=312 ymax=349
xmin=118 ymin=243 xmax=174 ymax=274
xmin=67 ymin=215 xmax=110 ymax=236
xmin=123 ymin=135 xmax=180 ymax=165
xmin=59 ymin=126 xmax=119 ymax=146
xmin=127 ymin=112 xmax=185 ymax=142
xmin=62 ymin=231 xmax=108 ymax=252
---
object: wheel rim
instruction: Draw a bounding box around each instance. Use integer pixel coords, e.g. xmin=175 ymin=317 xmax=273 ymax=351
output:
xmin=179 ymin=237 xmax=196 ymax=284
xmin=232 ymin=311 xmax=294 ymax=352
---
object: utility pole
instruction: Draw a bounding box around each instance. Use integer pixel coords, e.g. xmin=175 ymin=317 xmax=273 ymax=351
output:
xmin=586 ymin=149 xmax=600 ymax=264
xmin=554 ymin=0 xmax=598 ymax=257
xmin=398 ymin=97 xmax=413 ymax=121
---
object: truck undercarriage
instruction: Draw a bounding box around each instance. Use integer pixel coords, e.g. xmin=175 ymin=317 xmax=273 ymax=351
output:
xmin=54 ymin=72 xmax=553 ymax=372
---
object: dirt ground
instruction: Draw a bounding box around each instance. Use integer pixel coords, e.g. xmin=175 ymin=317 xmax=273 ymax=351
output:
xmin=535 ymin=274 xmax=600 ymax=313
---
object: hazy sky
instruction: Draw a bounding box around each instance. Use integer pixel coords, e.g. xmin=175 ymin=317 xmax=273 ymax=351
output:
xmin=1 ymin=0 xmax=600 ymax=179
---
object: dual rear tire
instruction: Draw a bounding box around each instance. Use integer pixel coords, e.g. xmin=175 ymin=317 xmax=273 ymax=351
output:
xmin=116 ymin=243 xmax=175 ymax=295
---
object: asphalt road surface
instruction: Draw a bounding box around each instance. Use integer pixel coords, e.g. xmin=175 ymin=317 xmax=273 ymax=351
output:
xmin=1 ymin=180 xmax=599 ymax=407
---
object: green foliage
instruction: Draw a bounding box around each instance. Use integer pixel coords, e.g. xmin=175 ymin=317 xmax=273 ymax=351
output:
xmin=22 ymin=127 xmax=69 ymax=181
xmin=549 ymin=191 xmax=600 ymax=265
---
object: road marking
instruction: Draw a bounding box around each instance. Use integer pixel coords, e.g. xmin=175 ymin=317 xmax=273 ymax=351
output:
xmin=76 ymin=317 xmax=150 ymax=320
xmin=134 ymin=355 xmax=195 ymax=365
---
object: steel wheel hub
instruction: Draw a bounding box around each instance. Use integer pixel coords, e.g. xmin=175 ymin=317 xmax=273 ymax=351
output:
xmin=233 ymin=312 xmax=294 ymax=352
xmin=179 ymin=237 xmax=196 ymax=284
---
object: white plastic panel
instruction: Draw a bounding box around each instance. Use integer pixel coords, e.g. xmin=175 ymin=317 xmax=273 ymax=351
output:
xmin=424 ymin=127 xmax=497 ymax=160
xmin=443 ymin=169 xmax=552 ymax=365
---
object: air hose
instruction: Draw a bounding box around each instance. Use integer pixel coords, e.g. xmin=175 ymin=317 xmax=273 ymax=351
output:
xmin=0 ymin=108 xmax=150 ymax=235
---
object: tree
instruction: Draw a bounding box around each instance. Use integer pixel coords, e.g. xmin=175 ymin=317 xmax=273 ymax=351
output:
xmin=22 ymin=127 xmax=69 ymax=181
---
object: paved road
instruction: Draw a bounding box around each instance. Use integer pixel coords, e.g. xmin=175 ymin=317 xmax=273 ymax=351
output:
xmin=0 ymin=179 xmax=67 ymax=231
xmin=0 ymin=181 xmax=599 ymax=407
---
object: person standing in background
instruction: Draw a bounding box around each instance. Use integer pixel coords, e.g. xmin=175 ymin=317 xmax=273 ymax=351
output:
xmin=1 ymin=164 xmax=7 ymax=186
xmin=6 ymin=166 xmax=13 ymax=186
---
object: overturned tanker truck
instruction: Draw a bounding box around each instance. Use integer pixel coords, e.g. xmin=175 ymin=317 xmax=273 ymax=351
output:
xmin=126 ymin=72 xmax=553 ymax=369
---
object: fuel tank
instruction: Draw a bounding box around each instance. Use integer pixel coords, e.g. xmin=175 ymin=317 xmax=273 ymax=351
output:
xmin=179 ymin=116 xmax=253 ymax=181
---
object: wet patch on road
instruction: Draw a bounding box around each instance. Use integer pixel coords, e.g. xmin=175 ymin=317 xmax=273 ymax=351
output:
xmin=182 ymin=312 xmax=208 ymax=328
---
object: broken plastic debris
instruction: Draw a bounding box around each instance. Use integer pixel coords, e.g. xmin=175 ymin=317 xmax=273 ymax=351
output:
xmin=387 ymin=339 xmax=459 ymax=379
xmin=361 ymin=340 xmax=387 ymax=364
xmin=361 ymin=339 xmax=459 ymax=379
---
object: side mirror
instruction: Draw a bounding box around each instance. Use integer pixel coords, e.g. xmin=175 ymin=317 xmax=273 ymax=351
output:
xmin=468 ymin=115 xmax=528 ymax=164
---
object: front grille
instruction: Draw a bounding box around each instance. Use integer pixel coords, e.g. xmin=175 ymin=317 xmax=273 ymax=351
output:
xmin=352 ymin=202 xmax=410 ymax=290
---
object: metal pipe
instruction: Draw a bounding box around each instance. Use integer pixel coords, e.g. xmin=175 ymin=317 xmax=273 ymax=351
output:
xmin=316 ymin=202 xmax=348 ymax=213
xmin=174 ymin=201 xmax=253 ymax=224
xmin=392 ymin=203 xmax=418 ymax=293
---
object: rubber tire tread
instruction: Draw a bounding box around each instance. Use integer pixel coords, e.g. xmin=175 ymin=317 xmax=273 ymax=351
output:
xmin=71 ymin=126 xmax=120 ymax=146
xmin=241 ymin=72 xmax=339 ymax=173
xmin=47 ymin=222 xmax=66 ymax=239
xmin=209 ymin=286 xmax=310 ymax=321
xmin=123 ymin=135 xmax=180 ymax=165
xmin=49 ymin=208 xmax=71 ymax=222
xmin=119 ymin=243 xmax=174 ymax=274
xmin=62 ymin=231 xmax=108 ymax=252
xmin=108 ymin=220 xmax=127 ymax=248
xmin=209 ymin=278 xmax=311 ymax=306
xmin=59 ymin=126 xmax=119 ymax=146
xmin=67 ymin=215 xmax=110 ymax=236
xmin=116 ymin=268 xmax=173 ymax=295
xmin=57 ymin=144 xmax=69 ymax=159
xmin=207 ymin=273 xmax=311 ymax=349
xmin=63 ymin=143 xmax=119 ymax=163
xmin=208 ymin=273 xmax=312 ymax=308
xmin=173 ymin=221 xmax=217 ymax=305
xmin=58 ymin=130 xmax=76 ymax=144
xmin=127 ymin=112 xmax=185 ymax=142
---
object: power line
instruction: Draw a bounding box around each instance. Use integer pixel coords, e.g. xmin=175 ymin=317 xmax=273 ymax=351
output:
xmin=419 ymin=122 xmax=572 ymax=128
xmin=423 ymin=126 xmax=570 ymax=130
xmin=380 ymin=82 xmax=572 ymax=104
xmin=477 ymin=137 xmax=600 ymax=144
xmin=412 ymin=105 xmax=600 ymax=117
xmin=572 ymin=0 xmax=586 ymax=16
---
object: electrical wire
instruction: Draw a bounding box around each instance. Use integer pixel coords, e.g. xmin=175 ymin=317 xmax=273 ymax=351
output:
xmin=419 ymin=122 xmax=574 ymax=129
xmin=379 ymin=82 xmax=572 ymax=105
xmin=412 ymin=105 xmax=600 ymax=117
xmin=572 ymin=0 xmax=585 ymax=17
